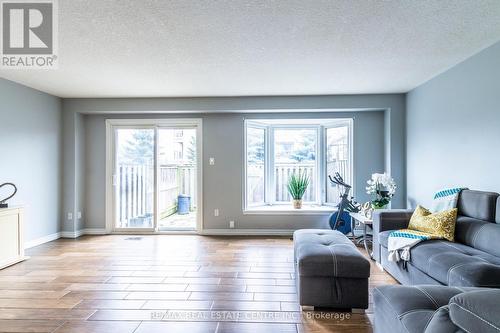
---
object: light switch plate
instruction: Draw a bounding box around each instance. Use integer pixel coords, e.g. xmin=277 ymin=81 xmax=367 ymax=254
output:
xmin=209 ymin=157 xmax=215 ymax=165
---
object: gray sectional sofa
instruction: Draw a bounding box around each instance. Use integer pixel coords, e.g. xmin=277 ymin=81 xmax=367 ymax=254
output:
xmin=372 ymin=190 xmax=500 ymax=333
xmin=373 ymin=190 xmax=500 ymax=287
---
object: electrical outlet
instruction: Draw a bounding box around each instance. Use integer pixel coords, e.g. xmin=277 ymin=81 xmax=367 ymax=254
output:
xmin=229 ymin=220 xmax=235 ymax=229
xmin=77 ymin=211 xmax=82 ymax=219
xmin=209 ymin=157 xmax=215 ymax=165
xmin=67 ymin=213 xmax=73 ymax=220
xmin=214 ymin=209 xmax=219 ymax=217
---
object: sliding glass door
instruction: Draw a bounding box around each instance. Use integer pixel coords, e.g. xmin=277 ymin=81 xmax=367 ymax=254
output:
xmin=108 ymin=120 xmax=201 ymax=233
xmin=113 ymin=128 xmax=156 ymax=230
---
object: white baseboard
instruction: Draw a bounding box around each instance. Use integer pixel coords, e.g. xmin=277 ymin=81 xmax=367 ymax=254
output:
xmin=200 ymin=229 xmax=294 ymax=236
xmin=25 ymin=229 xmax=109 ymax=249
xmin=24 ymin=232 xmax=61 ymax=249
xmin=61 ymin=228 xmax=108 ymax=238
xmin=60 ymin=229 xmax=85 ymax=239
xmin=24 ymin=228 xmax=292 ymax=249
xmin=83 ymin=228 xmax=108 ymax=235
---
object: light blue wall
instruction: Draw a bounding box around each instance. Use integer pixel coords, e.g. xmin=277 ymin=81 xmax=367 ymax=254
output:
xmin=61 ymin=110 xmax=86 ymax=234
xmin=0 ymin=78 xmax=62 ymax=243
xmin=83 ymin=111 xmax=386 ymax=230
xmin=407 ymin=41 xmax=500 ymax=208
xmin=0 ymin=77 xmax=406 ymax=237
xmin=64 ymin=94 xmax=406 ymax=231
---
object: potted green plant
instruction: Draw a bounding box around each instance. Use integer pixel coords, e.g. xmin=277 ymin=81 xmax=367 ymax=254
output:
xmin=287 ymin=173 xmax=310 ymax=209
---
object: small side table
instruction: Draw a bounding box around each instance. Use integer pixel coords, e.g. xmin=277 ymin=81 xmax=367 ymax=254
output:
xmin=349 ymin=212 xmax=373 ymax=260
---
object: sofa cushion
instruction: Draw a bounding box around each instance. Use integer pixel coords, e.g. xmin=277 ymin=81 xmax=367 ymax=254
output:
xmin=455 ymin=216 xmax=500 ymax=257
xmin=293 ymin=229 xmax=370 ymax=278
xmin=408 ymin=240 xmax=500 ymax=287
xmin=448 ymin=262 xmax=500 ymax=288
xmin=379 ymin=234 xmax=500 ymax=286
xmin=449 ymin=289 xmax=500 ymax=333
xmin=457 ymin=190 xmax=498 ymax=221
xmin=373 ymin=285 xmax=472 ymax=333
xmin=455 ymin=216 xmax=490 ymax=246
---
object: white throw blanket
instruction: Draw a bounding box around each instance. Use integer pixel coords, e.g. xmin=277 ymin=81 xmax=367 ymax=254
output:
xmin=431 ymin=187 xmax=467 ymax=212
xmin=388 ymin=229 xmax=438 ymax=265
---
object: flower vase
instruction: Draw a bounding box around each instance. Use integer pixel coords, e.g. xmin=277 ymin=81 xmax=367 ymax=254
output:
xmin=371 ymin=202 xmax=388 ymax=210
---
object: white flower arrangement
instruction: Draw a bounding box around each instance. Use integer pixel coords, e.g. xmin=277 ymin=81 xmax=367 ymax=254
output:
xmin=366 ymin=173 xmax=396 ymax=208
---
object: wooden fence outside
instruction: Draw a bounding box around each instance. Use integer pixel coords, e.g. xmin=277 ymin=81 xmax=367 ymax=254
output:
xmin=247 ymin=160 xmax=349 ymax=203
xmin=116 ymin=164 xmax=196 ymax=225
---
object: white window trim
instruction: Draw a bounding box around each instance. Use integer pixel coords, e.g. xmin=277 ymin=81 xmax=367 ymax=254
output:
xmin=243 ymin=118 xmax=354 ymax=213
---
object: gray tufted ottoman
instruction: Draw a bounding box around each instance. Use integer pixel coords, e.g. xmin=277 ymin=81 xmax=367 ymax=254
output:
xmin=293 ymin=229 xmax=371 ymax=311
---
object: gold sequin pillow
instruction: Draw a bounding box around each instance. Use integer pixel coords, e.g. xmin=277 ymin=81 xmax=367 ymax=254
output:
xmin=408 ymin=205 xmax=457 ymax=241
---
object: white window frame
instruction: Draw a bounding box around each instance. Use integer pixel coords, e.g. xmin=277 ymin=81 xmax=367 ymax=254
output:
xmin=243 ymin=118 xmax=353 ymax=213
xmin=323 ymin=119 xmax=354 ymax=206
xmin=244 ymin=123 xmax=268 ymax=207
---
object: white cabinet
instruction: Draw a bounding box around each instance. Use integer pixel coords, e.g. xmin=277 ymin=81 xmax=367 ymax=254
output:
xmin=0 ymin=206 xmax=27 ymax=269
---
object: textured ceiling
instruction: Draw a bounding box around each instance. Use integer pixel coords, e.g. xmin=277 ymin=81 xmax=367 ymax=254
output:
xmin=2 ymin=0 xmax=500 ymax=98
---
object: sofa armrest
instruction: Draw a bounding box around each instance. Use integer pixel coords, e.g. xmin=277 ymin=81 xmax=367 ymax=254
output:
xmin=372 ymin=209 xmax=413 ymax=233
xmin=424 ymin=306 xmax=462 ymax=333
xmin=372 ymin=209 xmax=413 ymax=263
xmin=449 ymin=289 xmax=500 ymax=333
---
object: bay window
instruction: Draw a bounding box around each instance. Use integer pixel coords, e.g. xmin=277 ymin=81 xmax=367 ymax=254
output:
xmin=244 ymin=118 xmax=353 ymax=211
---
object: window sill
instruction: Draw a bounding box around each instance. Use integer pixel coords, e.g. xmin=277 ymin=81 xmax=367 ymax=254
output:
xmin=243 ymin=204 xmax=335 ymax=215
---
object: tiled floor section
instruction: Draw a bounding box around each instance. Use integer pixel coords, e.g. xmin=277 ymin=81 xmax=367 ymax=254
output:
xmin=0 ymin=235 xmax=397 ymax=332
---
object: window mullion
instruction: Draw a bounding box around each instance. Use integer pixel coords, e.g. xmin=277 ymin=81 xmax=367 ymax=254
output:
xmin=318 ymin=126 xmax=325 ymax=205
xmin=266 ymin=126 xmax=274 ymax=205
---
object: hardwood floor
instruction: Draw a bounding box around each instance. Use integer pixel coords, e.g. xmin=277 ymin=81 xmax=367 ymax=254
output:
xmin=0 ymin=235 xmax=397 ymax=332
